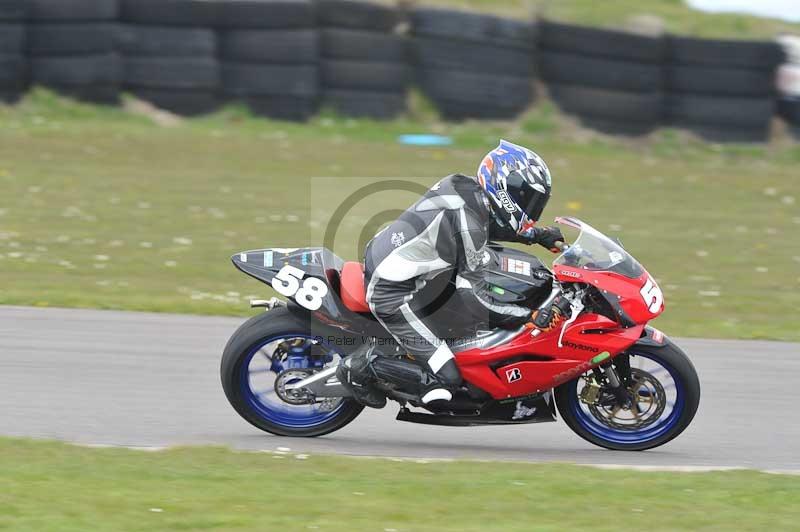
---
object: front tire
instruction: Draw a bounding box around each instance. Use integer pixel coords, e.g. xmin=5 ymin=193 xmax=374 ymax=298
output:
xmin=556 ymin=341 xmax=700 ymax=451
xmin=221 ymin=307 xmax=364 ymax=437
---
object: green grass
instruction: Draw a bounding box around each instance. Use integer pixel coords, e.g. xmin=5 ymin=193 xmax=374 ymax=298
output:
xmin=538 ymin=0 xmax=800 ymax=38
xmin=1 ymin=89 xmax=799 ymax=341
xmin=1 ymin=437 xmax=798 ymax=531
xmin=349 ymin=0 xmax=800 ymax=38
xmin=422 ymin=0 xmax=800 ymax=38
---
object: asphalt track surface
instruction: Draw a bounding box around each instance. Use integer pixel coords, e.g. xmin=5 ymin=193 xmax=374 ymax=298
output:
xmin=2 ymin=306 xmax=798 ymax=472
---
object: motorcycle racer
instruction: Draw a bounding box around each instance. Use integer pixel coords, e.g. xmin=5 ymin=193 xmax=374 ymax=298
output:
xmin=337 ymin=140 xmax=567 ymax=408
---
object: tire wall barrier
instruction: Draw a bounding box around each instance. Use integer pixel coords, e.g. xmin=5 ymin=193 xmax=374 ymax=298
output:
xmin=665 ymin=36 xmax=783 ymax=142
xmin=0 ymin=0 xmax=28 ymax=103
xmin=28 ymin=0 xmax=120 ymax=105
xmin=411 ymin=7 xmax=536 ymax=121
xmin=539 ymin=20 xmax=665 ymax=136
xmin=220 ymin=0 xmax=318 ymax=121
xmin=0 ymin=0 xmax=792 ymax=141
xmin=119 ymin=0 xmax=220 ymax=115
xmin=776 ymin=36 xmax=800 ymax=139
xmin=319 ymin=0 xmax=407 ymax=119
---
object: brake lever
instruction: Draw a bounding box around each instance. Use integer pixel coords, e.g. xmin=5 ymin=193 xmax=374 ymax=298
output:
xmin=558 ymin=298 xmax=584 ymax=348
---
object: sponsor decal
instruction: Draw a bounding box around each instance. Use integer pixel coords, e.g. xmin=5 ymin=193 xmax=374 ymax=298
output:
xmin=559 ymin=269 xmax=582 ymax=279
xmin=553 ymin=360 xmax=593 ymax=384
xmin=562 ymin=340 xmax=599 ymax=353
xmin=651 ymin=328 xmax=665 ymax=344
xmin=499 ymin=392 xmax=539 ymax=405
xmin=497 ymin=189 xmax=517 ymax=213
xmin=506 ymin=367 xmax=522 ymax=383
xmin=390 ymin=231 xmax=405 ymax=248
xmin=608 ymin=251 xmax=625 ymax=265
xmin=512 ymin=400 xmax=537 ymax=420
xmin=502 ymin=257 xmax=531 ymax=276
xmin=300 ymin=250 xmax=319 ymax=266
xmin=263 ymin=251 xmax=273 ymax=267
xmin=554 ymin=353 xmax=613 ymax=385
xmin=465 ymin=246 xmax=483 ymax=270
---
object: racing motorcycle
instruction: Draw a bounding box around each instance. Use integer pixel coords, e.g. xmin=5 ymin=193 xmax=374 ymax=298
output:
xmin=221 ymin=217 xmax=700 ymax=451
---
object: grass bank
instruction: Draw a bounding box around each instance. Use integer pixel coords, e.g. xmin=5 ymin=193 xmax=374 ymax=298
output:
xmin=0 ymin=90 xmax=799 ymax=341
xmin=0 ymin=438 xmax=798 ymax=531
xmin=425 ymin=0 xmax=800 ymax=38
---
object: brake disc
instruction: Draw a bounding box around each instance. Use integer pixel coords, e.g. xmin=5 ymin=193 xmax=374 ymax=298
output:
xmin=588 ymin=368 xmax=666 ymax=431
xmin=274 ymin=369 xmax=315 ymax=405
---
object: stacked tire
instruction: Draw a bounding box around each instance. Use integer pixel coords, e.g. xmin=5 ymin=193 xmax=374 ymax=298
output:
xmin=776 ymin=36 xmax=800 ymax=140
xmin=318 ymin=0 xmax=406 ymax=119
xmin=411 ymin=7 xmax=536 ymax=121
xmin=539 ymin=20 xmax=664 ymax=136
xmin=219 ymin=0 xmax=318 ymax=121
xmin=0 ymin=0 xmax=26 ymax=103
xmin=119 ymin=0 xmax=219 ymax=115
xmin=779 ymin=98 xmax=800 ymax=139
xmin=28 ymin=0 xmax=120 ymax=104
xmin=665 ymin=36 xmax=784 ymax=142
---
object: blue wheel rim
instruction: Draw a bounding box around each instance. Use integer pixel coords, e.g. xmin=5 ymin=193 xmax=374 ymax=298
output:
xmin=240 ymin=334 xmax=345 ymax=429
xmin=568 ymin=352 xmax=685 ymax=446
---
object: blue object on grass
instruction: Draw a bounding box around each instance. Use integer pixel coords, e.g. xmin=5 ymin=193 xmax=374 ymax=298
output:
xmin=398 ymin=134 xmax=453 ymax=146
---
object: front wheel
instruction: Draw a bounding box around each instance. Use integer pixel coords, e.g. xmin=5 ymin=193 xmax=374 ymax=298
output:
xmin=555 ymin=341 xmax=700 ymax=451
xmin=221 ymin=307 xmax=363 ymax=437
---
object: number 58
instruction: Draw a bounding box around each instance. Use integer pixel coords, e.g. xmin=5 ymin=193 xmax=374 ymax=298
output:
xmin=271 ymin=265 xmax=328 ymax=311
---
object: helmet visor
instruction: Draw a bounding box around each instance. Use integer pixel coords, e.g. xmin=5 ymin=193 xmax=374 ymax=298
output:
xmin=507 ymin=171 xmax=550 ymax=223
xmin=522 ymin=192 xmax=549 ymax=223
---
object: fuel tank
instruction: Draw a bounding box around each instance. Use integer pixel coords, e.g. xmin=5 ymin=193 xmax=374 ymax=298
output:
xmin=483 ymin=243 xmax=553 ymax=310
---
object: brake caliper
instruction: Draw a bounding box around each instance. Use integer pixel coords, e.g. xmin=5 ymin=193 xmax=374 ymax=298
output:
xmin=579 ymin=376 xmax=602 ymax=405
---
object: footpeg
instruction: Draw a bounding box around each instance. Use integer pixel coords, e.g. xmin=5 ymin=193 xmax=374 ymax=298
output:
xmin=250 ymin=297 xmax=286 ymax=310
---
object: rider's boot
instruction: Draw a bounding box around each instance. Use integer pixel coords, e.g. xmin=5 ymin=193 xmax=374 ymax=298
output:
xmin=336 ymin=342 xmax=387 ymax=409
xmin=369 ymin=356 xmax=459 ymax=405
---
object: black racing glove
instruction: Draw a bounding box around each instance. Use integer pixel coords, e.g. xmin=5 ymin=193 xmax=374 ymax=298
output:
xmin=524 ymin=226 xmax=564 ymax=253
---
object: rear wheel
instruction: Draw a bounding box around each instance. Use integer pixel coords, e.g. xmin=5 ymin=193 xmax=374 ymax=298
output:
xmin=556 ymin=342 xmax=700 ymax=451
xmin=221 ymin=308 xmax=363 ymax=437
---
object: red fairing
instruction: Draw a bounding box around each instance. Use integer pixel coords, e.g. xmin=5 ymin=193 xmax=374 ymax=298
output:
xmin=553 ymin=265 xmax=664 ymax=323
xmin=456 ymin=254 xmax=663 ymax=400
xmin=455 ymin=314 xmax=644 ymax=400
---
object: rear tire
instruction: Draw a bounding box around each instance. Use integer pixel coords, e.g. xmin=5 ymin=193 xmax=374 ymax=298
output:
xmin=556 ymin=342 xmax=700 ymax=451
xmin=221 ymin=307 xmax=363 ymax=437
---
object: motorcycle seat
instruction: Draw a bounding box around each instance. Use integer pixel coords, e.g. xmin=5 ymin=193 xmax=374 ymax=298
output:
xmin=340 ymin=261 xmax=370 ymax=313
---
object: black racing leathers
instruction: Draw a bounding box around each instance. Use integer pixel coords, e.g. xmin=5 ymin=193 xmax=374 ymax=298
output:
xmin=363 ymin=174 xmax=543 ymax=387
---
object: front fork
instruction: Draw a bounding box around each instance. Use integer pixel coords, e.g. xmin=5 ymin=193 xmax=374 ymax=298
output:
xmin=605 ymin=364 xmax=631 ymax=407
xmin=581 ymin=354 xmax=633 ymax=407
